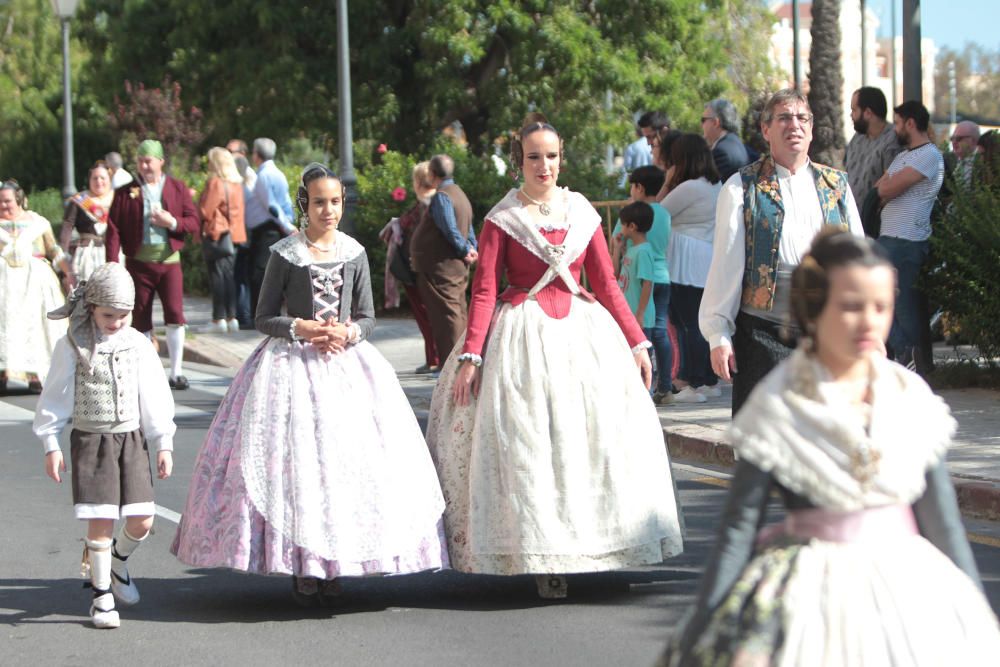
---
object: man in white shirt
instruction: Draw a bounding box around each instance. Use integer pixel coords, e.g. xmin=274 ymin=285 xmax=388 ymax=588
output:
xmin=875 ymin=100 xmax=944 ymax=370
xmin=699 ymin=89 xmax=864 ymax=413
xmin=949 ymin=120 xmax=980 ymax=188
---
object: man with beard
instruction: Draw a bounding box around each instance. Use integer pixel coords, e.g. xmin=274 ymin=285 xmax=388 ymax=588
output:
xmin=875 ymin=100 xmax=944 ymax=370
xmin=845 ymin=87 xmax=902 ymax=203
xmin=699 ymin=89 xmax=864 ymax=414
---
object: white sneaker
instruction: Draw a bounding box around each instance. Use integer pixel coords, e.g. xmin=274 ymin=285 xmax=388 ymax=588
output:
xmin=226 ymin=318 xmax=240 ymax=333
xmin=696 ymin=384 xmax=722 ymax=398
xmin=673 ymin=386 xmax=707 ymax=403
xmin=90 ymin=592 xmax=121 ymax=629
xmin=201 ymin=320 xmax=228 ymax=334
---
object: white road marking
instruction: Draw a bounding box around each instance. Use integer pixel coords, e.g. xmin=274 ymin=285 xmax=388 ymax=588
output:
xmin=155 ymin=504 xmax=182 ymax=524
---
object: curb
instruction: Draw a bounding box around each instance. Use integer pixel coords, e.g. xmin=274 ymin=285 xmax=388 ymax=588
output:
xmin=664 ymin=426 xmax=1000 ymax=522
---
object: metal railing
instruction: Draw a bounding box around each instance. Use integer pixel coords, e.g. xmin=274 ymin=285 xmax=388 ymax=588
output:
xmin=590 ymin=199 xmax=629 ymax=239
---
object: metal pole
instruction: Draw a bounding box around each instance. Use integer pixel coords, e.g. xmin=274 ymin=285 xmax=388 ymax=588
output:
xmin=335 ymin=0 xmax=357 ymax=233
xmin=890 ymin=0 xmax=898 ymax=108
xmin=792 ymin=0 xmax=802 ymax=90
xmin=861 ymin=0 xmax=868 ymax=86
xmin=59 ymin=17 xmax=75 ymax=201
xmin=948 ymin=60 xmax=957 ymax=125
xmin=902 ymin=0 xmax=922 ymax=103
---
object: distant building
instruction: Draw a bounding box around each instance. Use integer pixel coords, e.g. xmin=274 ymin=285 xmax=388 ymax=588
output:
xmin=769 ymin=1 xmax=936 ymax=141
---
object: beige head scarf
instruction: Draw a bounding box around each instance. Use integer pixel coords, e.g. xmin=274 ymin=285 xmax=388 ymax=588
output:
xmin=48 ymin=262 xmax=135 ymax=374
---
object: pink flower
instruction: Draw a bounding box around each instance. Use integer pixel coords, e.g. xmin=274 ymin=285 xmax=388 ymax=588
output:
xmin=377 ymin=143 xmax=388 ymax=154
xmin=391 ymin=187 xmax=407 ymax=202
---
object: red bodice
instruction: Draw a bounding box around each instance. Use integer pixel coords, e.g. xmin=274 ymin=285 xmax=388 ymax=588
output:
xmin=462 ymin=219 xmax=647 ymax=356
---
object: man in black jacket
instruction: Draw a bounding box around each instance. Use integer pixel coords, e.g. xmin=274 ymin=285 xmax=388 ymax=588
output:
xmin=702 ymin=98 xmax=751 ymax=181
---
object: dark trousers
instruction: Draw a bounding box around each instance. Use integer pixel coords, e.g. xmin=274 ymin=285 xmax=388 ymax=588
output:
xmin=416 ymin=262 xmax=469 ymax=363
xmin=732 ymin=312 xmax=798 ymax=415
xmin=234 ymin=244 xmax=253 ymax=327
xmin=249 ymin=221 xmax=284 ymax=319
xmin=644 ymin=283 xmax=673 ymax=393
xmin=205 ymin=252 xmax=237 ymax=321
xmin=403 ymin=283 xmax=440 ymax=367
xmin=669 ymin=283 xmax=716 ymax=388
xmin=125 ymin=257 xmax=185 ymax=332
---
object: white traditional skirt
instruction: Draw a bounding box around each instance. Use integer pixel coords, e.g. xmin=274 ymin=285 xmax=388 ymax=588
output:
xmin=0 ymin=256 xmax=66 ymax=380
xmin=172 ymin=337 xmax=449 ymax=578
xmin=665 ymin=532 xmax=1000 ymax=666
xmin=427 ymin=297 xmax=685 ymax=574
xmin=70 ymin=243 xmax=107 ymax=283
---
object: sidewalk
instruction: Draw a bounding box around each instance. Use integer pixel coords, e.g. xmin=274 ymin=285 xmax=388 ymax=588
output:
xmin=163 ymin=296 xmax=1000 ymax=521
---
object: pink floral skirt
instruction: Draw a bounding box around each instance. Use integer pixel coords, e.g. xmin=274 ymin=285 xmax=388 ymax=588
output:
xmin=171 ymin=337 xmax=448 ymax=579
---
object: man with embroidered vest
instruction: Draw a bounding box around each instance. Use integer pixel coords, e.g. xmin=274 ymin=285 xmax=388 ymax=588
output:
xmin=106 ymin=139 xmax=199 ymax=390
xmin=410 ymin=154 xmax=478 ymax=363
xmin=699 ymin=89 xmax=865 ymax=414
xmin=875 ymin=100 xmax=944 ymax=371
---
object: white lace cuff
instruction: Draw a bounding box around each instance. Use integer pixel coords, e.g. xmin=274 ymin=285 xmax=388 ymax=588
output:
xmin=457 ymin=352 xmax=483 ymax=367
xmin=631 ymin=341 xmax=653 ymax=355
xmin=289 ymin=318 xmax=302 ymax=342
xmin=348 ymin=323 xmax=361 ymax=343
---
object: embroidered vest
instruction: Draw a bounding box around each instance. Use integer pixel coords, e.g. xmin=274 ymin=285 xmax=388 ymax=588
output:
xmin=74 ymin=344 xmax=140 ymax=426
xmin=740 ymin=156 xmax=851 ymax=311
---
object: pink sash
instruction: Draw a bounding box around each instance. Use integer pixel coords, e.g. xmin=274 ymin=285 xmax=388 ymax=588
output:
xmin=758 ymin=504 xmax=918 ymax=546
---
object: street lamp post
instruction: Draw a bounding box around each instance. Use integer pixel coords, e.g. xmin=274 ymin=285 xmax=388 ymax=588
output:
xmin=52 ymin=0 xmax=79 ymax=202
xmin=335 ymin=0 xmax=357 ymax=234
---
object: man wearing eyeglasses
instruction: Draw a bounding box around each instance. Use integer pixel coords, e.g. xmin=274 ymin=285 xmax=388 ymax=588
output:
xmin=699 ymin=88 xmax=864 ymax=414
xmin=950 ymin=120 xmax=981 ymax=188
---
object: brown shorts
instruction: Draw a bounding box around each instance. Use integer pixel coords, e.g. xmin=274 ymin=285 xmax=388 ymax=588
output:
xmin=70 ymin=429 xmax=154 ymax=519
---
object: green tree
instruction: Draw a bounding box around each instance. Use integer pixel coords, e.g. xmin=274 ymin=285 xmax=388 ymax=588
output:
xmin=933 ymin=44 xmax=1000 ymax=123
xmin=806 ymin=0 xmax=844 ymax=168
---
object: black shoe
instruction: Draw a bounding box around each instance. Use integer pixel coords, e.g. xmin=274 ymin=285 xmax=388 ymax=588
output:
xmin=415 ymin=364 xmax=439 ymax=374
xmin=290 ymin=576 xmax=321 ymax=608
xmin=169 ymin=375 xmax=190 ymax=390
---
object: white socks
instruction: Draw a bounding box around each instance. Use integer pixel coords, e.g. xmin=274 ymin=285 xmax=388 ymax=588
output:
xmin=166 ymin=324 xmax=185 ymax=378
xmin=86 ymin=538 xmax=113 ymax=594
xmin=111 ymin=525 xmax=147 ymax=576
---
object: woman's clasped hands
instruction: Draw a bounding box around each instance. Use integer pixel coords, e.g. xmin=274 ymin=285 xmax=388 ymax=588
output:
xmin=295 ymin=317 xmax=354 ymax=354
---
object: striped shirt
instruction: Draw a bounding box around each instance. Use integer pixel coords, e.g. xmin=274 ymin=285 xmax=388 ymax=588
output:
xmin=879 ymin=143 xmax=944 ymax=242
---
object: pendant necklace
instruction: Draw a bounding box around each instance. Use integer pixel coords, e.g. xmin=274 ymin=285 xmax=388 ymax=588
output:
xmin=305 ymin=233 xmax=336 ymax=253
xmin=519 ymin=188 xmax=555 ymax=216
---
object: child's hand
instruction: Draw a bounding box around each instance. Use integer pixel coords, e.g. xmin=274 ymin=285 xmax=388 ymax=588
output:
xmin=45 ymin=451 xmax=65 ymax=483
xmin=157 ymin=451 xmax=173 ymax=479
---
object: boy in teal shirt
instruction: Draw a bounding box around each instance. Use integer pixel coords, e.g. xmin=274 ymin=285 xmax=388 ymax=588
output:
xmin=618 ymin=201 xmax=673 ymax=402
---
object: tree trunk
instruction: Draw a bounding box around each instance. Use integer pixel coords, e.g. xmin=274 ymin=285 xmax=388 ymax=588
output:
xmin=807 ymin=0 xmax=845 ymax=169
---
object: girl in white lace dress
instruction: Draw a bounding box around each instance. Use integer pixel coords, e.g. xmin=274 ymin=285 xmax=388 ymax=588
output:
xmin=172 ymin=164 xmax=448 ymax=605
xmin=662 ymin=230 xmax=1000 ymax=665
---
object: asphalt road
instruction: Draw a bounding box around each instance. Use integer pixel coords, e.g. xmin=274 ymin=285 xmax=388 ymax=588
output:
xmin=3 ymin=364 xmax=1000 ymax=666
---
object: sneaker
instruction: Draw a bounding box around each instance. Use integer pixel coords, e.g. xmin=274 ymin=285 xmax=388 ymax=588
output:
xmin=535 ymin=575 xmax=568 ymax=599
xmin=652 ymin=390 xmax=675 ymax=405
xmin=110 ymin=552 xmax=140 ymax=606
xmin=90 ymin=592 xmax=121 ymax=629
xmin=673 ymin=386 xmax=707 ymax=403
xmin=696 ymin=384 xmax=722 ymax=398
xmin=201 ymin=320 xmax=228 ymax=334
xmin=226 ymin=318 xmax=240 ymax=333
xmin=415 ymin=364 xmax=440 ymax=374
xmin=169 ymin=375 xmax=190 ymax=390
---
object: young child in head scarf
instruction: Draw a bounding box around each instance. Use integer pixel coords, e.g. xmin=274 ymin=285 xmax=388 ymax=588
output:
xmin=33 ymin=261 xmax=176 ymax=629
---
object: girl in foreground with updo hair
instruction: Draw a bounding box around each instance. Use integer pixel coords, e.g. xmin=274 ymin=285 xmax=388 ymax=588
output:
xmin=425 ymin=114 xmax=684 ymax=599
xmin=172 ymin=164 xmax=448 ymax=605
xmin=661 ymin=229 xmax=1000 ymax=665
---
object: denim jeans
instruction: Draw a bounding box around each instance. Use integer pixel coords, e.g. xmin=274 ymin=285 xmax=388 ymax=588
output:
xmin=644 ymin=282 xmax=673 ymax=393
xmin=234 ymin=244 xmax=253 ymax=327
xmin=877 ymin=236 xmax=929 ymax=355
xmin=669 ymin=283 xmax=716 ymax=388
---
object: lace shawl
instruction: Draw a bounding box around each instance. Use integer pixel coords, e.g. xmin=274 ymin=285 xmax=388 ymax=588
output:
xmin=729 ymin=348 xmax=954 ymax=510
xmin=269 ymin=230 xmax=364 ymax=268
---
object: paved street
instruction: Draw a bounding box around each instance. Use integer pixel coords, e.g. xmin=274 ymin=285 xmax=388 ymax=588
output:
xmin=3 ymin=321 xmax=1000 ymax=666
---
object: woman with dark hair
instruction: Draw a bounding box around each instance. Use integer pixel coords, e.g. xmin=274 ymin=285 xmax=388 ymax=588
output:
xmin=173 ymin=164 xmax=448 ymax=605
xmin=426 ymin=115 xmax=684 ymax=599
xmin=652 ymin=128 xmax=683 ymax=200
xmin=975 ymin=130 xmax=999 ymax=189
xmin=662 ymin=134 xmax=723 ymax=402
xmin=0 ymin=179 xmax=68 ymax=392
xmin=662 ymin=229 xmax=1000 ymax=665
xmin=61 ymin=161 xmax=116 ymax=285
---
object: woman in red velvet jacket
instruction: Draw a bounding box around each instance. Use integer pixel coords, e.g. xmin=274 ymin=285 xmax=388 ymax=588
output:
xmin=425 ymin=116 xmax=684 ymax=599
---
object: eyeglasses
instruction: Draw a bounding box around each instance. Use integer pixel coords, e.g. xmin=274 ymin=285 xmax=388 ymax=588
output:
xmin=700 ymin=116 xmax=717 ymax=124
xmin=773 ymin=113 xmax=813 ymax=125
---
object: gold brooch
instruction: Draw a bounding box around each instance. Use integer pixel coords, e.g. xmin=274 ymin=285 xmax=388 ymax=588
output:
xmin=129 ymin=187 xmax=139 ymax=199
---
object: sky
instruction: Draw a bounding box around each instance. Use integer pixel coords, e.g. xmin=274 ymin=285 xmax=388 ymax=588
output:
xmin=864 ymin=0 xmax=1000 ymax=52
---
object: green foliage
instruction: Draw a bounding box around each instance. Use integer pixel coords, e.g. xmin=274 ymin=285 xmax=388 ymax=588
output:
xmin=26 ymin=188 xmax=67 ymax=229
xmin=925 ymin=181 xmax=1000 ymax=361
xmin=933 ymin=45 xmax=1000 ymax=124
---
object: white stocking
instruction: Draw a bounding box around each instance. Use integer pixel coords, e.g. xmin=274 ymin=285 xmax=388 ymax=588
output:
xmin=166 ymin=324 xmax=185 ymax=378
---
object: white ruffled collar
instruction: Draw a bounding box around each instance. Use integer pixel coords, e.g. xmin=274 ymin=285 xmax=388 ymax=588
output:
xmin=270 ymin=230 xmax=365 ymax=267
xmin=730 ymin=348 xmax=954 ymax=510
